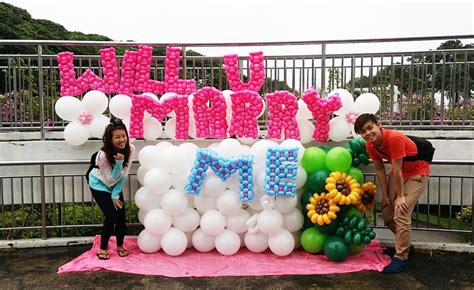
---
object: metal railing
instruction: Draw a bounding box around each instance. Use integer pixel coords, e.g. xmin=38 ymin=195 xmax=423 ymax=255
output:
xmin=0 ymin=35 xmax=473 ymax=137
xmin=0 ymin=159 xmax=472 ymax=243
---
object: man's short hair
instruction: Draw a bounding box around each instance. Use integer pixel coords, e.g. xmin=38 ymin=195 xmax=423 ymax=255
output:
xmin=354 ymin=113 xmax=379 ymax=134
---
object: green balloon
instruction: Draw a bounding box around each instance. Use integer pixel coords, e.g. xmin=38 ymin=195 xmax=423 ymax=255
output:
xmin=302 ymin=216 xmax=314 ymax=230
xmin=300 ymin=227 xmax=329 ymax=254
xmin=344 ymin=207 xmax=364 ymax=220
xmin=349 ymin=244 xmax=365 ymax=255
xmin=346 ymin=167 xmax=364 ymax=184
xmin=349 ymin=139 xmax=363 ymax=154
xmin=319 ymin=145 xmax=330 ymax=153
xmin=325 ymin=147 xmax=352 ymax=172
xmin=352 ymin=157 xmax=361 ymax=167
xmin=323 ymin=235 xmax=350 ymax=261
xmin=301 ymin=147 xmax=327 ymax=173
xmin=300 ymin=189 xmax=313 ymax=208
xmin=315 ymin=217 xmax=339 ymax=234
xmin=307 ymin=169 xmax=330 ymax=193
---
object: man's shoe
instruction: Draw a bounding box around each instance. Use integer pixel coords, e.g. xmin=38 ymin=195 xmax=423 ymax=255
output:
xmin=383 ymin=257 xmax=408 ymax=273
xmin=383 ymin=245 xmax=415 ymax=257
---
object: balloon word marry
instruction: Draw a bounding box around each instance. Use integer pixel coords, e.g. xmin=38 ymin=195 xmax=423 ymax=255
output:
xmin=185 ymin=147 xmax=299 ymax=202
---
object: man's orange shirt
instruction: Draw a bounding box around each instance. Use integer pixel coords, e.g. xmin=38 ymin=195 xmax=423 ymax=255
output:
xmin=365 ymin=128 xmax=430 ymax=179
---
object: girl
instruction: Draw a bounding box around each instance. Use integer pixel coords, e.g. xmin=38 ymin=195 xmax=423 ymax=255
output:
xmin=88 ymin=117 xmax=135 ymax=260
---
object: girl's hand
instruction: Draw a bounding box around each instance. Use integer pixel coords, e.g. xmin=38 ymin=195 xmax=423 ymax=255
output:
xmin=114 ymin=153 xmax=124 ymax=161
xmin=112 ymin=199 xmax=123 ymax=210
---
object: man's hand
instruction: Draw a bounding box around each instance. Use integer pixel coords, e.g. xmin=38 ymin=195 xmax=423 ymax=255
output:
xmin=381 ymin=195 xmax=391 ymax=209
xmin=394 ymin=196 xmax=408 ymax=214
xmin=112 ymin=199 xmax=123 ymax=210
xmin=114 ymin=153 xmax=124 ymax=161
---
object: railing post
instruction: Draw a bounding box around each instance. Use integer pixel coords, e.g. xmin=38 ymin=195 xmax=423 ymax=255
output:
xmin=40 ymin=163 xmax=47 ymax=239
xmin=182 ymin=45 xmax=187 ymax=79
xmin=321 ymin=43 xmax=326 ymax=97
xmin=37 ymin=44 xmax=45 ymax=141
xmin=471 ymin=177 xmax=473 ymax=245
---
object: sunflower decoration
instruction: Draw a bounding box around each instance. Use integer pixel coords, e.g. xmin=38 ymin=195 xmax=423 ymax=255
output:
xmin=325 ymin=171 xmax=362 ymax=206
xmin=356 ymin=182 xmax=377 ymax=213
xmin=306 ymin=192 xmax=340 ymax=225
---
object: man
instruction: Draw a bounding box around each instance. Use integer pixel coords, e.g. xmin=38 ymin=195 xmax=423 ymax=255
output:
xmin=354 ymin=113 xmax=431 ymax=273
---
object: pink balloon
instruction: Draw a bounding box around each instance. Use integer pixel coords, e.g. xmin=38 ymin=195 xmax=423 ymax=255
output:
xmin=301 ymin=88 xmax=342 ymax=143
xmin=192 ymin=87 xmax=228 ymax=139
xmin=265 ymin=91 xmax=300 ymax=140
xmin=223 ymin=52 xmax=265 ymax=92
xmin=228 ymin=90 xmax=263 ymax=139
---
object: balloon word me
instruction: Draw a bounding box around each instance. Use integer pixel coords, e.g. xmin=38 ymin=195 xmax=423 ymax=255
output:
xmin=185 ymin=147 xmax=299 ymax=202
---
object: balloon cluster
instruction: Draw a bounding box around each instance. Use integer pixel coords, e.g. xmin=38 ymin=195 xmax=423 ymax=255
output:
xmin=54 ymin=90 xmax=110 ymax=146
xmin=129 ymin=94 xmax=189 ymax=139
xmin=223 ymin=51 xmax=265 ymax=92
xmin=228 ymin=90 xmax=264 ymax=139
xmin=328 ymin=89 xmax=381 ymax=141
xmin=301 ymin=88 xmax=342 ymax=142
xmin=265 ymin=91 xmax=300 ymax=140
xmin=348 ymin=138 xmax=370 ymax=167
xmin=264 ymin=147 xmax=299 ymax=197
xmin=193 ymin=87 xmax=228 ymax=139
xmin=135 ymin=140 xmax=305 ymax=256
xmin=164 ymin=47 xmax=196 ymax=94
xmin=334 ymin=214 xmax=376 ymax=246
xmin=57 ymin=52 xmax=105 ymax=96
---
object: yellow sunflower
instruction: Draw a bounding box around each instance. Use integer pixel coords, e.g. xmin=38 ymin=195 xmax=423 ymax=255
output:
xmin=325 ymin=171 xmax=362 ymax=206
xmin=356 ymin=182 xmax=377 ymax=213
xmin=306 ymin=192 xmax=340 ymax=225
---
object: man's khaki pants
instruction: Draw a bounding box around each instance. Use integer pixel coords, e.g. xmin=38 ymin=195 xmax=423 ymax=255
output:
xmin=382 ymin=174 xmax=429 ymax=260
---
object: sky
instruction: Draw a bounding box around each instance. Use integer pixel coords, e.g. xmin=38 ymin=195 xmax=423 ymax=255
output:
xmin=3 ymin=0 xmax=474 ymax=56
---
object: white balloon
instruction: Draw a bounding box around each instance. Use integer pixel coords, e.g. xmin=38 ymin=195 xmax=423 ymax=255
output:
xmin=215 ymin=229 xmax=240 ymax=256
xmin=226 ymin=209 xmax=251 ymax=233
xmin=216 ymin=189 xmax=242 ymax=216
xmin=143 ymin=116 xmax=163 ymax=140
xmin=161 ymin=227 xmax=187 ymax=256
xmin=297 ymin=119 xmax=315 ymax=145
xmin=109 ymin=94 xmax=132 ymax=120
xmin=137 ymin=229 xmax=161 ymax=253
xmin=64 ymin=122 xmax=89 ymax=146
xmin=171 ymin=170 xmax=191 ymax=191
xmin=217 ymin=139 xmax=242 ymax=158
xmin=200 ymin=210 xmax=226 ymax=236
xmin=144 ymin=168 xmax=172 ymax=195
xmin=138 ymin=209 xmax=148 ymax=224
xmin=163 ymin=145 xmax=187 ymax=174
xmin=172 ymin=208 xmax=200 ymax=232
xmin=201 ymin=173 xmax=226 ymax=198
xmin=329 ymin=116 xmax=352 ymax=142
xmin=192 ymin=228 xmax=215 ymax=252
xmin=330 ymin=89 xmax=354 ymax=116
xmin=137 ymin=166 xmax=147 ymax=185
xmin=225 ymin=174 xmax=240 ymax=193
xmin=138 ymin=145 xmax=165 ymax=170
xmin=244 ymin=231 xmax=269 ymax=253
xmin=177 ymin=143 xmax=199 ymax=167
xmin=282 ymin=209 xmax=304 ymax=232
xmin=184 ymin=231 xmax=194 ymax=248
xmin=144 ymin=209 xmax=172 ymax=236
xmin=250 ymin=140 xmax=279 ymax=168
xmin=257 ymin=209 xmax=283 ymax=235
xmin=194 ymin=195 xmax=217 ymax=214
xmin=274 ymin=195 xmax=298 ymax=214
xmin=354 ymin=93 xmax=381 ymax=114
xmin=156 ymin=141 xmax=173 ymax=150
xmin=88 ymin=115 xmax=110 ymax=138
xmin=161 ymin=189 xmax=188 ymax=216
xmin=247 ymin=189 xmax=266 ymax=211
xmin=295 ymin=165 xmax=308 ymax=189
xmin=82 ymin=90 xmax=108 ymax=116
xmin=164 ymin=117 xmax=177 ymax=139
xmin=134 ymin=187 xmax=162 ymax=211
xmin=296 ymin=98 xmax=313 ymax=120
xmin=55 ymin=96 xmax=84 ymax=121
xmin=268 ymin=229 xmax=295 ymax=256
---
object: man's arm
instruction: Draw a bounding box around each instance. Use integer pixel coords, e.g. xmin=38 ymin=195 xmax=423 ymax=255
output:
xmin=373 ymin=158 xmax=389 ymax=207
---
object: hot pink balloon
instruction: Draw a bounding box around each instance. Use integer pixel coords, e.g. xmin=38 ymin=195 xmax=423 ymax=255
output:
xmin=265 ymin=91 xmax=300 ymax=140
xmin=229 ymin=90 xmax=263 ymax=139
xmin=193 ymin=87 xmax=228 ymax=139
xmin=224 ymin=51 xmax=265 ymax=92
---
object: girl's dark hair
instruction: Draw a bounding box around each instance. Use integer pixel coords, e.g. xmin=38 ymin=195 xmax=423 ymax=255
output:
xmin=354 ymin=113 xmax=379 ymax=134
xmin=101 ymin=117 xmax=131 ymax=167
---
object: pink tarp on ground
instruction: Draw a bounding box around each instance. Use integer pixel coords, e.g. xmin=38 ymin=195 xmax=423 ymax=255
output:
xmin=58 ymin=235 xmax=390 ymax=277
